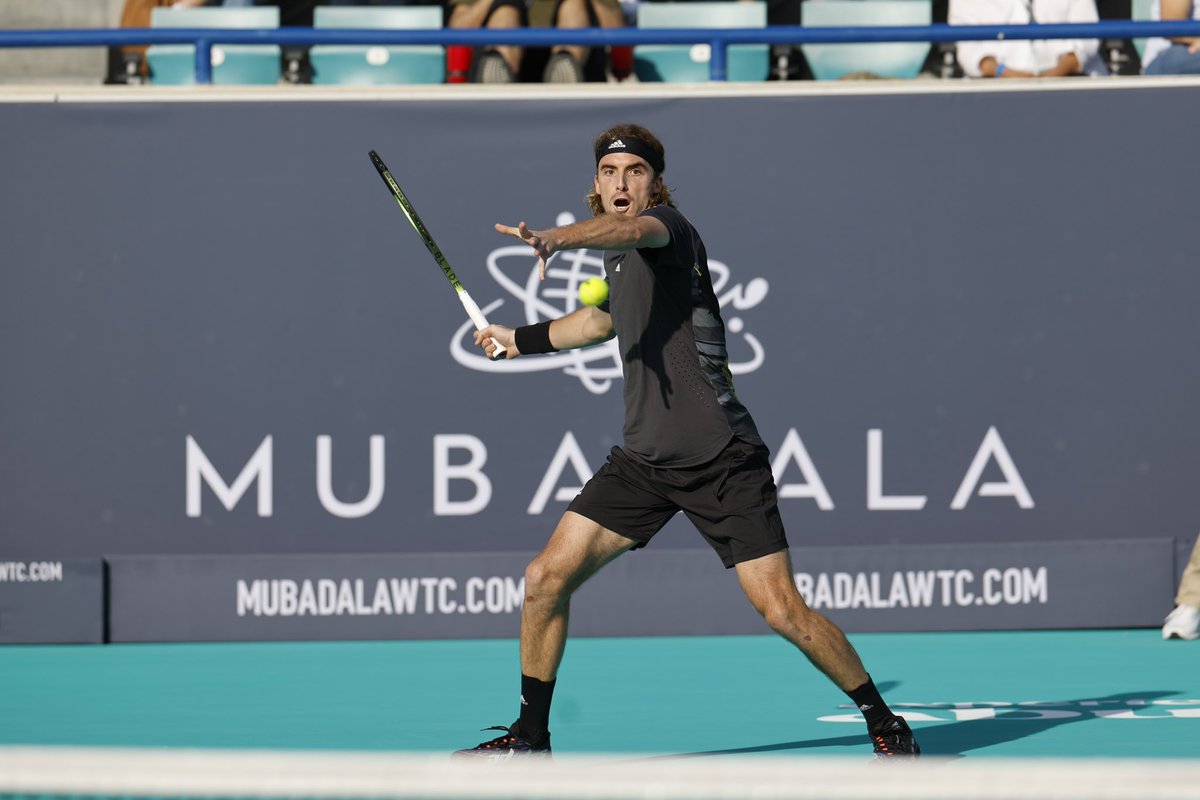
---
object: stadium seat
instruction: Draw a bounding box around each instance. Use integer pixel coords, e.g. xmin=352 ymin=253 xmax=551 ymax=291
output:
xmin=310 ymin=6 xmax=445 ymax=86
xmin=634 ymin=2 xmax=770 ymax=82
xmin=800 ymin=0 xmax=932 ymax=80
xmin=1130 ymin=0 xmax=1153 ymax=60
xmin=147 ymin=6 xmax=281 ymax=86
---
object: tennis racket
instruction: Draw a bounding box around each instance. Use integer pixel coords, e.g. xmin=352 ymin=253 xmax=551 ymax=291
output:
xmin=368 ymin=150 xmax=507 ymax=361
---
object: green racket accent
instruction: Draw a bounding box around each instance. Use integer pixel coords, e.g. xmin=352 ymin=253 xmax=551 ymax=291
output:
xmin=369 ymin=149 xmax=506 ymax=360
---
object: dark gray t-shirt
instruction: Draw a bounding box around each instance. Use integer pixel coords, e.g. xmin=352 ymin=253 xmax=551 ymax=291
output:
xmin=602 ymin=205 xmax=763 ymax=468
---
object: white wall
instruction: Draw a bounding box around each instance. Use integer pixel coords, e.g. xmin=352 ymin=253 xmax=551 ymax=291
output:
xmin=0 ymin=0 xmax=129 ymax=84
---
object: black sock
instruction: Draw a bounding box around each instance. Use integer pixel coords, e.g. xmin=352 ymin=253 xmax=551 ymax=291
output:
xmin=846 ymin=676 xmax=894 ymax=731
xmin=518 ymin=674 xmax=555 ymax=742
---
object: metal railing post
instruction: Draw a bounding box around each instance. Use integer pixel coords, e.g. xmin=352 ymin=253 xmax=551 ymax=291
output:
xmin=194 ymin=37 xmax=213 ymax=84
xmin=709 ymin=37 xmax=728 ymax=81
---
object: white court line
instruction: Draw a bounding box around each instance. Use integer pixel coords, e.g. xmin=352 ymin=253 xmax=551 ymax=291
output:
xmin=2 ymin=746 xmax=1200 ymax=799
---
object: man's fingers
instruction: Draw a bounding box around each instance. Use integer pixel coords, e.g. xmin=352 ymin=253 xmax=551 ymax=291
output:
xmin=497 ymin=221 xmax=549 ymax=270
xmin=474 ymin=324 xmax=517 ymax=359
xmin=496 ymin=221 xmax=541 ymax=249
xmin=474 ymin=327 xmax=499 ymax=358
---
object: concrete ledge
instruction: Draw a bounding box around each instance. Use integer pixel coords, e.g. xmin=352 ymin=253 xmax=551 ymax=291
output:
xmin=0 ymin=73 xmax=1199 ymax=103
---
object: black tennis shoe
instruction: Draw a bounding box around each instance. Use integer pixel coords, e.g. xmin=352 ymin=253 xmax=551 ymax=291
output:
xmin=869 ymin=715 xmax=920 ymax=758
xmin=452 ymin=723 xmax=552 ymax=760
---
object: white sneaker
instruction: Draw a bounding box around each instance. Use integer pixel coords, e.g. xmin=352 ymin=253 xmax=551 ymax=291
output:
xmin=1162 ymin=604 xmax=1200 ymax=640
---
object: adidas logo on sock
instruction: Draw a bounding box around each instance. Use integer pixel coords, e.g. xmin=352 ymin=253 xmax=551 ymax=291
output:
xmin=860 ymin=704 xmax=874 ymax=712
xmin=520 ymin=695 xmax=528 ymax=706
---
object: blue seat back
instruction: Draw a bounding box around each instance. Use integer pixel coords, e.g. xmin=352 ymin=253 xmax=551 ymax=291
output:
xmin=634 ymin=2 xmax=769 ymax=82
xmin=1131 ymin=0 xmax=1153 ymax=60
xmin=147 ymin=6 xmax=281 ymax=86
xmin=801 ymin=0 xmax=932 ymax=80
xmin=311 ymin=6 xmax=445 ymax=85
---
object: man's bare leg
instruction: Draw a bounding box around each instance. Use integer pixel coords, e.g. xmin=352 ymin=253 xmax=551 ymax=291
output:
xmin=735 ymin=549 xmax=868 ymax=690
xmin=736 ymin=549 xmax=920 ymax=756
xmin=521 ymin=510 xmax=635 ymax=680
xmin=453 ymin=512 xmax=633 ymax=758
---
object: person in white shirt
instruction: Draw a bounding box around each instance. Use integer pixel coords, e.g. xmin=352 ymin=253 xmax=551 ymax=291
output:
xmin=1142 ymin=0 xmax=1200 ymax=74
xmin=950 ymin=0 xmax=1109 ymax=77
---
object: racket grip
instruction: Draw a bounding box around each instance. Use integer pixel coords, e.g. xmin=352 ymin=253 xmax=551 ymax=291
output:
xmin=459 ymin=290 xmax=508 ymax=361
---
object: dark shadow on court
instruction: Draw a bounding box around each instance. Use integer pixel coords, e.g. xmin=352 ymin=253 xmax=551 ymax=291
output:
xmin=655 ymin=690 xmax=1180 ymax=759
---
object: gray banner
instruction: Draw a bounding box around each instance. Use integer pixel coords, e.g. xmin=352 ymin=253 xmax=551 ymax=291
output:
xmin=0 ymin=558 xmax=104 ymax=643
xmin=2 ymin=86 xmax=1198 ymax=640
xmin=107 ymin=539 xmax=1174 ymax=642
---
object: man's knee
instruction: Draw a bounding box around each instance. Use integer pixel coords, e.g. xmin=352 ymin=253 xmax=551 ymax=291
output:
xmin=524 ymin=554 xmax=571 ymax=605
xmin=760 ymin=596 xmax=813 ymax=635
xmin=745 ymin=579 xmax=815 ymax=635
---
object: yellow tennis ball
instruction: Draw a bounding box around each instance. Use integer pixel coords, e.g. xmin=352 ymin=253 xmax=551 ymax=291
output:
xmin=579 ymin=277 xmax=609 ymax=307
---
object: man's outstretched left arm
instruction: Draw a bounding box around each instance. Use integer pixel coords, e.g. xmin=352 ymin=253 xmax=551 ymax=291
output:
xmin=495 ymin=213 xmax=670 ymax=278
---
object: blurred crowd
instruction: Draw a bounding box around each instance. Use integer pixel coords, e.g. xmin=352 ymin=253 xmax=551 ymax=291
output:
xmin=113 ymin=0 xmax=1200 ymax=84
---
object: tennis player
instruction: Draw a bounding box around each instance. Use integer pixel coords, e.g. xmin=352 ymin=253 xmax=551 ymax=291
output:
xmin=459 ymin=123 xmax=920 ymax=760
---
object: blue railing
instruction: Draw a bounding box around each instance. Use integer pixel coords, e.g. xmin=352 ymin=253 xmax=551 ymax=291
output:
xmin=1 ymin=21 xmax=1198 ymax=82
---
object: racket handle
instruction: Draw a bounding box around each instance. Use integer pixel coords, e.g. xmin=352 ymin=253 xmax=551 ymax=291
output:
xmin=458 ymin=290 xmax=508 ymax=361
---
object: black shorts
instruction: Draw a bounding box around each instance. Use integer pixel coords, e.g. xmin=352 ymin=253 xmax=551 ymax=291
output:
xmin=567 ymin=438 xmax=789 ymax=569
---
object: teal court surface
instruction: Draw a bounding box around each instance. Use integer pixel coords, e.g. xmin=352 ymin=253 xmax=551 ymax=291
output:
xmin=1 ymin=629 xmax=1197 ymax=759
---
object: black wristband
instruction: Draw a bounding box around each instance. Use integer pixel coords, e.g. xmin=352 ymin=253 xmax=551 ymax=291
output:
xmin=514 ymin=320 xmax=558 ymax=355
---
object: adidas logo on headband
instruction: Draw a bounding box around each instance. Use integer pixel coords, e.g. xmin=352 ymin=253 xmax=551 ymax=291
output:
xmin=596 ymin=135 xmax=665 ymax=174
